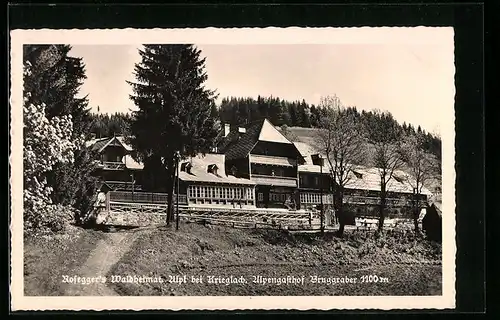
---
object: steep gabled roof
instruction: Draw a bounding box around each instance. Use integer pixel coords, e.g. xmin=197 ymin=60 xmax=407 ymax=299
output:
xmin=86 ymin=137 xmax=111 ymax=152
xmin=223 ymin=120 xmax=263 ymax=161
xmin=222 ymin=119 xmax=300 ymax=161
xmin=86 ymin=136 xmax=132 ymax=153
xmin=258 ymin=119 xmax=293 ymax=144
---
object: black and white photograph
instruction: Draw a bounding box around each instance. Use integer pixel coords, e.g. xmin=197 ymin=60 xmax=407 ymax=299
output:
xmin=10 ymin=27 xmax=456 ymax=310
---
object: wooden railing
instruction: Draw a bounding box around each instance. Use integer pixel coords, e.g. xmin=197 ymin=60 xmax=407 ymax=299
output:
xmin=106 ymin=181 xmax=143 ymax=191
xmin=251 ymin=174 xmax=298 ymax=187
xmin=100 ymin=161 xmax=126 ymax=170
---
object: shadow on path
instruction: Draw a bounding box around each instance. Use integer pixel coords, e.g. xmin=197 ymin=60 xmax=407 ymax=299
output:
xmin=63 ymin=226 xmax=152 ymax=296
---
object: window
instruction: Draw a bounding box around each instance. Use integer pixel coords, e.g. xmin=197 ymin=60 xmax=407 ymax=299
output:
xmin=393 ymin=175 xmax=405 ymax=183
xmin=314 ymin=177 xmax=319 ymax=186
xmin=299 ymin=176 xmax=304 ymax=186
xmin=207 ymin=164 xmax=219 ymax=175
xmin=248 ymin=188 xmax=254 ymax=200
xmin=352 ymin=171 xmax=363 ymax=179
xmin=181 ymin=162 xmax=193 ymax=173
xmin=258 ymin=193 xmax=264 ymax=201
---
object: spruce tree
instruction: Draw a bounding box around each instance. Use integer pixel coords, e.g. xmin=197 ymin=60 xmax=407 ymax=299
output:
xmin=128 ymin=44 xmax=220 ymax=222
xmin=24 ymin=45 xmax=92 ymax=137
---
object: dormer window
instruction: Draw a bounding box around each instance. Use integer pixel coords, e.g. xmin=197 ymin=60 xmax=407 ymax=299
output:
xmin=311 ymin=154 xmax=324 ymax=166
xmin=230 ymin=165 xmax=238 ymax=176
xmin=207 ymin=164 xmax=219 ymax=175
xmin=181 ymin=162 xmax=193 ymax=174
xmin=352 ymin=171 xmax=363 ymax=179
xmin=393 ymin=175 xmax=405 ymax=183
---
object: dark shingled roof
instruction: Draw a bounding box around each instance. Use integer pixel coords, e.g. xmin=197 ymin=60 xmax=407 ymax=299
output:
xmin=220 ymin=120 xmax=265 ymax=161
xmin=86 ymin=136 xmax=133 ymax=153
xmin=220 ymin=119 xmax=304 ymax=161
xmin=88 ymin=137 xmax=111 ymax=152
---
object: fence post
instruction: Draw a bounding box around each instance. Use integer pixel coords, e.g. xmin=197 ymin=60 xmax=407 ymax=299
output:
xmin=106 ymin=192 xmax=110 ymax=213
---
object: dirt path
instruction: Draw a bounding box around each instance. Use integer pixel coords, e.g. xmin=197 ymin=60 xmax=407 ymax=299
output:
xmin=64 ymin=229 xmax=144 ymax=296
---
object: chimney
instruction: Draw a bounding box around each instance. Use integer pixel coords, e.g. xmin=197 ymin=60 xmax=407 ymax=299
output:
xmin=224 ymin=123 xmax=230 ymax=137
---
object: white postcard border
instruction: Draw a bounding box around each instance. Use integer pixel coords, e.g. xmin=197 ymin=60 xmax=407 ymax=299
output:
xmin=10 ymin=27 xmax=456 ymax=311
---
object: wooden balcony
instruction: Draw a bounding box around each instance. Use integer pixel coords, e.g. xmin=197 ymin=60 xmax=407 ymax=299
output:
xmin=106 ymin=181 xmax=142 ymax=191
xmin=251 ymin=174 xmax=298 ymax=187
xmin=250 ymin=155 xmax=297 ymax=167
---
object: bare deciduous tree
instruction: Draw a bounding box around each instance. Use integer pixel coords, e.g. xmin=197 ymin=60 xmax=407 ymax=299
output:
xmin=365 ymin=110 xmax=405 ymax=232
xmin=315 ymin=95 xmax=366 ymax=237
xmin=400 ymin=134 xmax=440 ymax=232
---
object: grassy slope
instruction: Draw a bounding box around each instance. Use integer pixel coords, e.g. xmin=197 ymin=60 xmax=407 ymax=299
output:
xmin=23 ymin=225 xmax=106 ymax=296
xmin=108 ymin=222 xmax=442 ymax=296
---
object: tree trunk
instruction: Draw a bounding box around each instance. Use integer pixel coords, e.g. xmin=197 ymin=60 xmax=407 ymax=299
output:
xmin=414 ymin=197 xmax=420 ymax=233
xmin=378 ymin=187 xmax=386 ymax=232
xmin=166 ymin=161 xmax=175 ymax=224
xmin=338 ymin=192 xmax=346 ymax=237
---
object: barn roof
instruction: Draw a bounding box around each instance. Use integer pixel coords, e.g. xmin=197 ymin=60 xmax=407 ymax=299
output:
xmin=179 ymin=153 xmax=255 ymax=185
xmin=343 ymin=166 xmax=434 ymax=195
xmin=293 ymin=141 xmax=325 ymax=165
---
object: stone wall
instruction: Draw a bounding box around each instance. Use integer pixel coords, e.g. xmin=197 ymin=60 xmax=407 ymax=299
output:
xmin=97 ymin=210 xmax=167 ymax=227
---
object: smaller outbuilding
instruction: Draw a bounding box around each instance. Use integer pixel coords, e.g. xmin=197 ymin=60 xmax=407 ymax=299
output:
xmin=422 ymin=202 xmax=442 ymax=242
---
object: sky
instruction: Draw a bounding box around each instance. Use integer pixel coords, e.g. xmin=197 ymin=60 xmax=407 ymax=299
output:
xmin=69 ymin=35 xmax=454 ymax=134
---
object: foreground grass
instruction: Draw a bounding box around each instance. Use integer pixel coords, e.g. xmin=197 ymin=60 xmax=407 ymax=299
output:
xmin=23 ymin=225 xmax=106 ymax=296
xmin=108 ymin=222 xmax=442 ymax=296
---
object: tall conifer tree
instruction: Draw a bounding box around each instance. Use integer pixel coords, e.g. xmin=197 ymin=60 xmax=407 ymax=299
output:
xmin=128 ymin=44 xmax=220 ymax=222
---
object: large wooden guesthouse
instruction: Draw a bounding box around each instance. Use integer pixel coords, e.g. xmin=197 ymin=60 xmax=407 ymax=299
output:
xmin=87 ymin=118 xmax=433 ymax=219
xmin=217 ymin=119 xmax=306 ymax=209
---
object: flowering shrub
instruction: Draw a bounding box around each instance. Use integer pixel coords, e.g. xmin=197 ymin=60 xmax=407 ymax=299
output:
xmin=23 ymin=61 xmax=78 ymax=233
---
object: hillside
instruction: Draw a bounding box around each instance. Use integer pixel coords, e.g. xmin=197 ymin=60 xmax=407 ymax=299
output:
xmin=108 ymin=222 xmax=442 ymax=296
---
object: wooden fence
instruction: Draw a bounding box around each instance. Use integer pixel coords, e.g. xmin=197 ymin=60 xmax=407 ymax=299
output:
xmin=106 ymin=199 xmax=317 ymax=229
xmin=108 ymin=190 xmax=187 ymax=205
